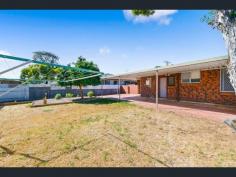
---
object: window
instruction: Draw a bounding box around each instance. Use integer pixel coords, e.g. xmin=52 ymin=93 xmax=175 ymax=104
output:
xmin=145 ymin=78 xmax=151 ymax=87
xmin=221 ymin=68 xmax=234 ymax=92
xmin=182 ymin=72 xmax=191 ymax=83
xmin=168 ymin=76 xmax=175 ymax=86
xmin=181 ymin=70 xmax=200 ymax=83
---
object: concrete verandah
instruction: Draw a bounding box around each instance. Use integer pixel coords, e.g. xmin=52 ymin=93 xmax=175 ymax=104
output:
xmin=101 ymin=94 xmax=236 ymax=122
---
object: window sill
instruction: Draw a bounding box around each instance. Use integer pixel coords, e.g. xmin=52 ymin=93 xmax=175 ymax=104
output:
xmin=220 ymin=91 xmax=235 ymax=95
xmin=181 ymin=82 xmax=200 ymax=84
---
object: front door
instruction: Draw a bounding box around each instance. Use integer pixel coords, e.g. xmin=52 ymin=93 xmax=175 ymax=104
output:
xmin=160 ymin=77 xmax=167 ymax=98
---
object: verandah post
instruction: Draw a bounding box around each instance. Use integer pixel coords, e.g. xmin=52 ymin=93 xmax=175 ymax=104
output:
xmin=101 ymin=79 xmax=104 ymax=98
xmin=156 ymin=70 xmax=159 ymax=111
xmin=118 ymin=77 xmax=121 ymax=100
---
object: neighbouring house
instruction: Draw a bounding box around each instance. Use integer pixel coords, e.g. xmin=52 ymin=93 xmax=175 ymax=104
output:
xmin=101 ymin=79 xmax=139 ymax=94
xmin=104 ymin=56 xmax=236 ymax=105
xmin=101 ymin=75 xmax=139 ymax=94
xmin=0 ymin=78 xmax=21 ymax=89
xmin=0 ymin=78 xmax=21 ymax=85
xmin=103 ymin=79 xmax=137 ymax=85
xmin=101 ymin=74 xmax=137 ymax=85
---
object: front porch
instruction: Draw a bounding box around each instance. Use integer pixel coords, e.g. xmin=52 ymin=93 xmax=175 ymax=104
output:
xmin=101 ymin=94 xmax=236 ymax=122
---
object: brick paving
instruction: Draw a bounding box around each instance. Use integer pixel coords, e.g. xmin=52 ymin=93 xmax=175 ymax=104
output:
xmin=101 ymin=94 xmax=236 ymax=122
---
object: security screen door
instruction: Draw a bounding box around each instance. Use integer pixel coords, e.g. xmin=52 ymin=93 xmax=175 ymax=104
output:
xmin=160 ymin=77 xmax=167 ymax=98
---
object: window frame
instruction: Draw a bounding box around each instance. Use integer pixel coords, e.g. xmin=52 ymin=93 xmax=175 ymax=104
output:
xmin=145 ymin=77 xmax=152 ymax=87
xmin=220 ymin=68 xmax=234 ymax=93
xmin=181 ymin=71 xmax=201 ymax=84
xmin=167 ymin=76 xmax=175 ymax=86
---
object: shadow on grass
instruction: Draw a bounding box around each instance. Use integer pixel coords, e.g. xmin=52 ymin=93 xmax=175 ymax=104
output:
xmin=106 ymin=133 xmax=170 ymax=167
xmin=73 ymin=98 xmax=129 ymax=105
xmin=0 ymin=145 xmax=47 ymax=163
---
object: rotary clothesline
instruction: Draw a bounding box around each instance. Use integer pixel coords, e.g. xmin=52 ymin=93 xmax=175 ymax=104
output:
xmin=0 ymin=60 xmax=33 ymax=76
xmin=0 ymin=54 xmax=102 ymax=74
xmin=0 ymin=54 xmax=103 ymax=98
xmin=0 ymin=73 xmax=102 ymax=84
xmin=0 ymin=54 xmax=103 ymax=83
xmin=58 ymin=73 xmax=102 ymax=82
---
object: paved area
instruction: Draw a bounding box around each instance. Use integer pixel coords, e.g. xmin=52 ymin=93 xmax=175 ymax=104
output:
xmin=31 ymin=97 xmax=76 ymax=107
xmin=101 ymin=94 xmax=236 ymax=122
xmin=31 ymin=94 xmax=236 ymax=122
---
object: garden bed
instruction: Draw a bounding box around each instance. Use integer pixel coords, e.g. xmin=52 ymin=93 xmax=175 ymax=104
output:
xmin=31 ymin=97 xmax=78 ymax=107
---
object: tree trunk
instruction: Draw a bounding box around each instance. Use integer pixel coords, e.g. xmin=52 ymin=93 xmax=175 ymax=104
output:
xmin=227 ymin=43 xmax=236 ymax=95
xmin=223 ymin=28 xmax=236 ymax=94
xmin=216 ymin=10 xmax=236 ymax=94
xmin=79 ymin=85 xmax=84 ymax=99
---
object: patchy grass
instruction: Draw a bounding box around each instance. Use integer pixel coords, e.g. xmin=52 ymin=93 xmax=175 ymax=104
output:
xmin=42 ymin=108 xmax=54 ymax=112
xmin=0 ymin=98 xmax=236 ymax=167
xmin=74 ymin=98 xmax=129 ymax=105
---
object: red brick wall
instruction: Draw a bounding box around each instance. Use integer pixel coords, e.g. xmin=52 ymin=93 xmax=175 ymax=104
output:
xmin=140 ymin=76 xmax=156 ymax=98
xmin=121 ymin=84 xmax=139 ymax=94
xmin=140 ymin=69 xmax=236 ymax=105
xmin=179 ymin=69 xmax=236 ymax=105
xmin=137 ymin=80 xmax=141 ymax=94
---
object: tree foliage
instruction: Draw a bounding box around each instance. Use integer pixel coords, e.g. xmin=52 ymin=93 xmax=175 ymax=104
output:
xmin=57 ymin=56 xmax=101 ymax=99
xmin=20 ymin=51 xmax=61 ymax=84
xmin=33 ymin=51 xmax=59 ymax=64
xmin=20 ymin=64 xmax=62 ymax=84
xmin=132 ymin=10 xmax=155 ymax=16
xmin=202 ymin=10 xmax=236 ymax=35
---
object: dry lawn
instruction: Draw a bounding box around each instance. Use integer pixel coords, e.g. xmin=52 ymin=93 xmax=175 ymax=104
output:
xmin=0 ymin=98 xmax=236 ymax=167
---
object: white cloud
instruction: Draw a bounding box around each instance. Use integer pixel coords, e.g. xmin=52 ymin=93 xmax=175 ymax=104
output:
xmin=123 ymin=10 xmax=178 ymax=25
xmin=0 ymin=50 xmax=12 ymax=55
xmin=99 ymin=47 xmax=111 ymax=55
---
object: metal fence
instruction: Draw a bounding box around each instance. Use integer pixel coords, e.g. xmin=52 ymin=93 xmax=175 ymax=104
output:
xmin=0 ymin=85 xmax=29 ymax=102
xmin=0 ymin=84 xmax=119 ymax=102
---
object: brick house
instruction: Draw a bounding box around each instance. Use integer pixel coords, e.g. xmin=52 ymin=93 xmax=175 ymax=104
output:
xmin=104 ymin=56 xmax=236 ymax=105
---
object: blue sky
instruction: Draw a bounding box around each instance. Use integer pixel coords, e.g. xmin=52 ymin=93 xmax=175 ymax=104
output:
xmin=0 ymin=10 xmax=227 ymax=79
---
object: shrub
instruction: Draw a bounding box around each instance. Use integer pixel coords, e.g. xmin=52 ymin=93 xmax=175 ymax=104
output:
xmin=65 ymin=93 xmax=74 ymax=98
xmin=55 ymin=93 xmax=62 ymax=99
xmin=87 ymin=91 xmax=94 ymax=98
xmin=26 ymin=102 xmax=33 ymax=107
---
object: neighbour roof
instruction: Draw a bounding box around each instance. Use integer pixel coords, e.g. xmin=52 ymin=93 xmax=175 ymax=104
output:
xmin=0 ymin=78 xmax=22 ymax=81
xmin=102 ymin=55 xmax=228 ymax=80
